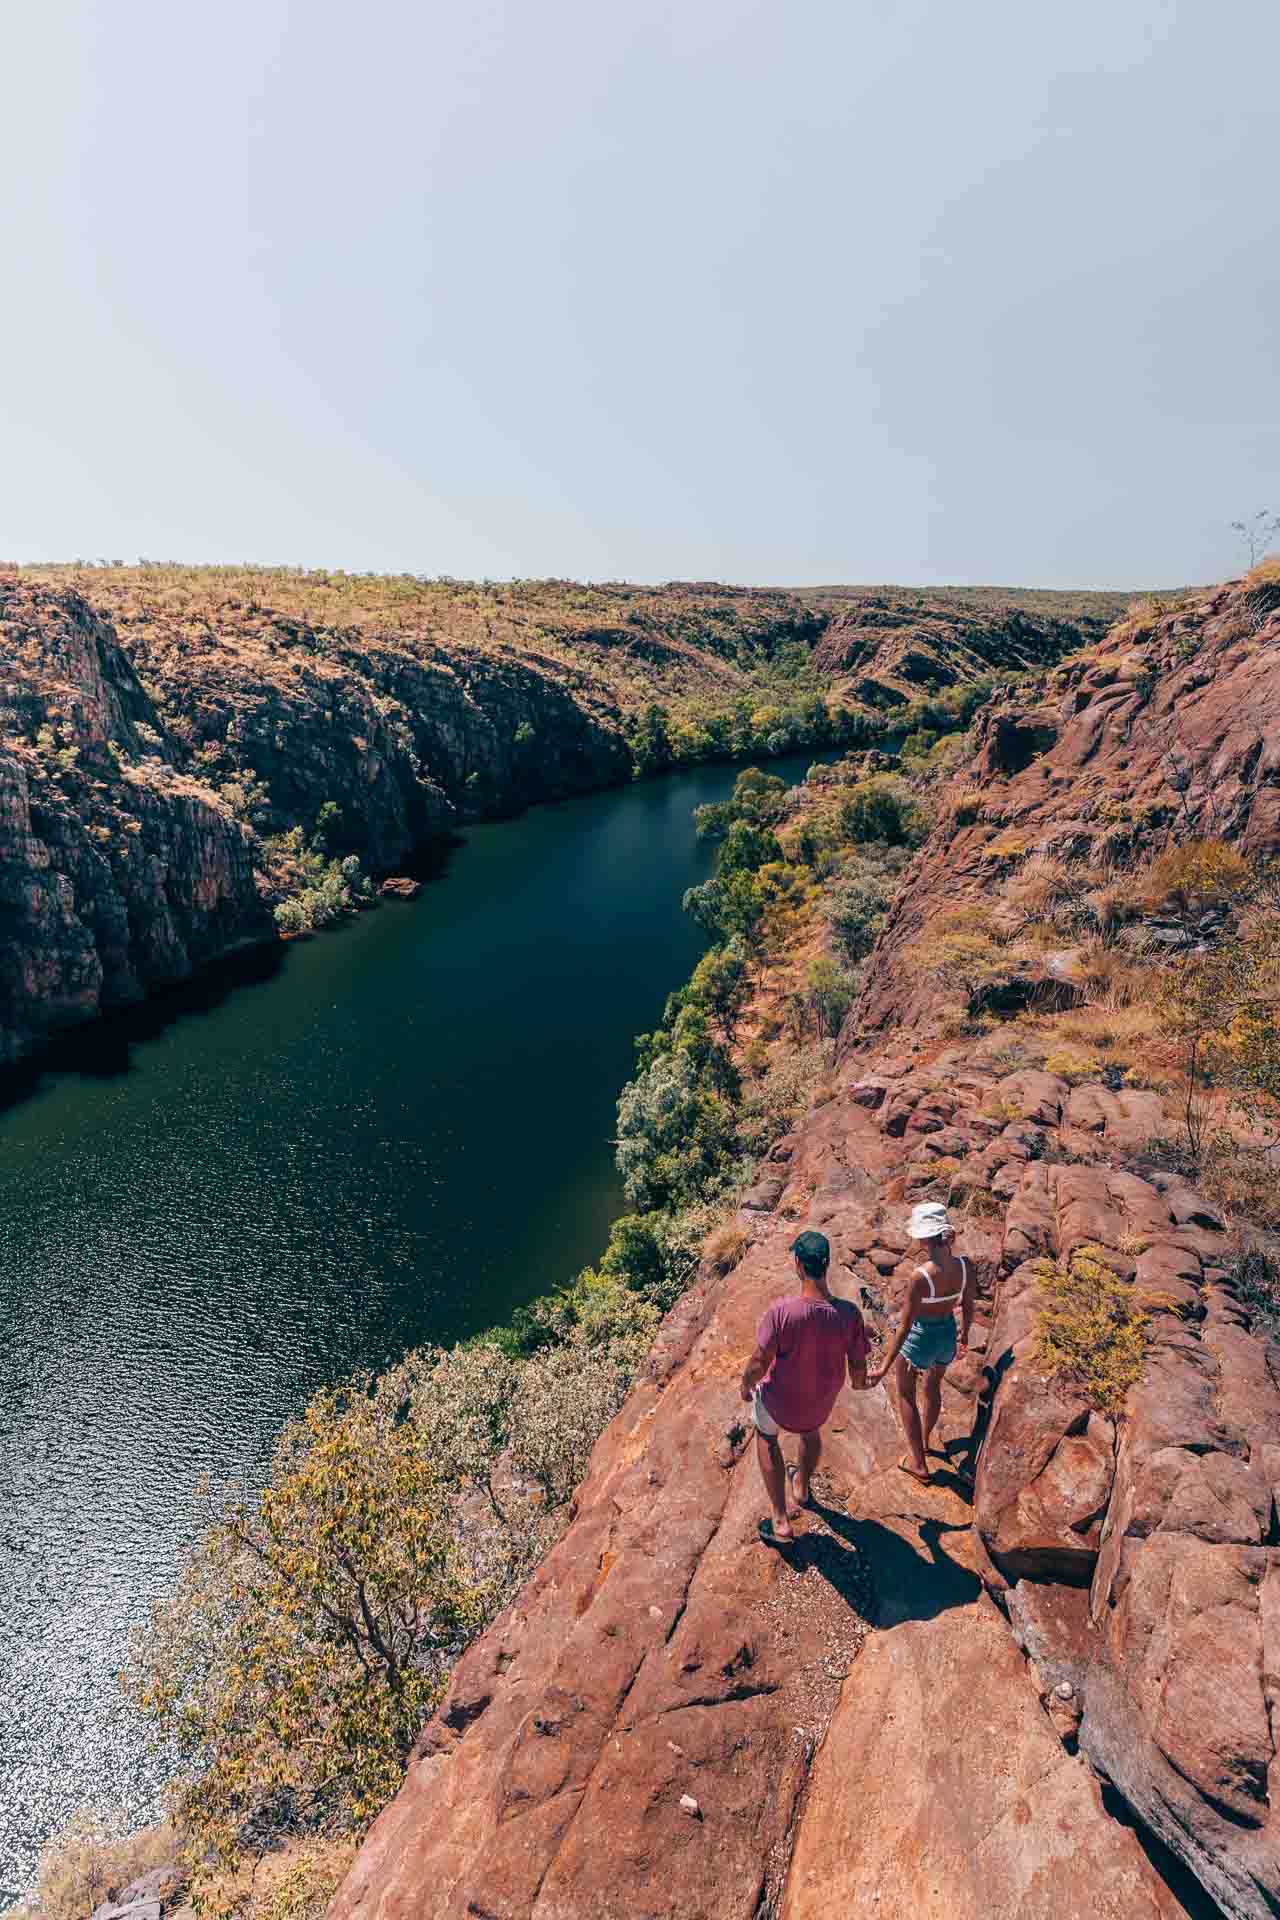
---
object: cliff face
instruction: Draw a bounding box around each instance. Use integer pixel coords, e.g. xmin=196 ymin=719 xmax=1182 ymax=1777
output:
xmin=0 ymin=580 xmax=269 ymax=1066
xmin=855 ymin=575 xmax=1280 ymax=1040
xmin=2 ymin=567 xmax=1124 ymax=1071
xmin=329 ymin=574 xmax=1280 ymax=1920
xmin=809 ymin=589 xmax=1115 ymax=708
xmin=126 ymin=619 xmax=633 ymax=867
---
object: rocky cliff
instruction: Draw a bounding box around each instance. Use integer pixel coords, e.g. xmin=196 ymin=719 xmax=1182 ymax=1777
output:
xmin=329 ymin=572 xmax=1280 ymax=1919
xmin=0 ymin=579 xmax=269 ymax=1066
xmin=809 ymin=588 xmax=1112 ymax=708
xmin=2 ymin=567 xmax=1125 ymax=1070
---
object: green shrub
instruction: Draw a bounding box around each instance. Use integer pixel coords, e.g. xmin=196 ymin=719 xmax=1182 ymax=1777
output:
xmin=837 ymin=776 xmax=927 ymax=848
xmin=822 ymin=864 xmax=892 ymax=963
xmin=1033 ymin=1243 xmax=1148 ymax=1413
xmin=274 ymin=898 xmax=308 ymax=935
xmin=1042 ymin=1047 xmax=1106 ymax=1085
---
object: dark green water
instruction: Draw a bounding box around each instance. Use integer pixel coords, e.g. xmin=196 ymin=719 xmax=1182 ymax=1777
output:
xmin=0 ymin=752 xmax=824 ymax=1897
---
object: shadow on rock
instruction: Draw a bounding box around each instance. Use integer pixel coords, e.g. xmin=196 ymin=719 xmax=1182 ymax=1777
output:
xmin=807 ymin=1500 xmax=981 ymax=1626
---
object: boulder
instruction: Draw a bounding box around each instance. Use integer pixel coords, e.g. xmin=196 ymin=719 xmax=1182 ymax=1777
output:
xmin=1065 ymin=1084 xmax=1168 ymax=1151
xmin=849 ymin=1078 xmax=888 ymax=1109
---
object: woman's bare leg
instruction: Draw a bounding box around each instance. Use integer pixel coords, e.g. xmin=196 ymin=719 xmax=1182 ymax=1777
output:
xmin=894 ymin=1357 xmax=929 ymax=1480
xmin=920 ymin=1365 xmax=944 ymax=1456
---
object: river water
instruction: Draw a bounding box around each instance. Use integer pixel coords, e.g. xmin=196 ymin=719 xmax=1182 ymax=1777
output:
xmin=0 ymin=751 xmax=828 ymax=1898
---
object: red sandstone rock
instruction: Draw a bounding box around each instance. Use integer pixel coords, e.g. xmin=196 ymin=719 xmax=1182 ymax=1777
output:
xmin=849 ymin=1077 xmax=887 ymax=1108
xmin=328 ymin=1065 xmax=1271 ymax=1919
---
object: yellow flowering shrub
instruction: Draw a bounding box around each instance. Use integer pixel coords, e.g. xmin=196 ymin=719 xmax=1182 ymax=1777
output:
xmin=1033 ymin=1243 xmax=1148 ymax=1414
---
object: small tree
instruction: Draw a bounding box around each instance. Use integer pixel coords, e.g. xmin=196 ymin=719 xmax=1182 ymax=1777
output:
xmin=615 ymin=1050 xmax=738 ymax=1210
xmin=125 ymin=1377 xmax=481 ymax=1883
xmin=1143 ymin=839 xmax=1252 ymax=931
xmin=1153 ymin=949 xmax=1229 ymax=1158
xmin=822 ymin=864 xmax=892 ymax=963
xmin=1230 ymin=510 xmax=1280 ymax=570
xmin=1152 ymin=906 xmax=1280 ymax=1159
xmin=311 ymin=799 xmax=344 ymax=856
xmin=837 ymin=776 xmax=924 ymax=847
xmin=804 ymin=956 xmax=855 ymax=1039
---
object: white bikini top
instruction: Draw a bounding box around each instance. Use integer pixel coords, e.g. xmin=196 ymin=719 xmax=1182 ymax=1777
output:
xmin=915 ymin=1256 xmax=966 ymax=1307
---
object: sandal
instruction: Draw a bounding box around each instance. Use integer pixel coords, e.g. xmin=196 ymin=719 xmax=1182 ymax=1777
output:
xmin=758 ymin=1517 xmax=797 ymax=1549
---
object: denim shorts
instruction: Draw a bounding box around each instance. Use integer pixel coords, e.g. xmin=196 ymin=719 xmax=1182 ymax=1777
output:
xmin=901 ymin=1314 xmax=957 ymax=1373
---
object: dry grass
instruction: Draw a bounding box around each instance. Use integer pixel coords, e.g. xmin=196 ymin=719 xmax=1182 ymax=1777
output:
xmin=1043 ymin=1003 xmax=1160 ymax=1053
xmin=1002 ymin=852 xmax=1075 ymax=921
xmin=703 ymin=1220 xmax=750 ymax=1276
xmin=1071 ymin=939 xmax=1156 ymax=1009
xmin=1197 ymin=1134 xmax=1280 ymax=1234
xmin=948 ymin=787 xmax=986 ymax=826
xmin=9 ymin=1814 xmax=179 ymax=1920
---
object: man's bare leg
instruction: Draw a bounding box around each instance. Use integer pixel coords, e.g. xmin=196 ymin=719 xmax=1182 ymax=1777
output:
xmin=756 ymin=1431 xmax=793 ymax=1540
xmin=920 ymin=1366 xmax=944 ymax=1456
xmin=894 ymin=1357 xmax=930 ymax=1482
xmin=793 ymin=1430 xmax=822 ymax=1508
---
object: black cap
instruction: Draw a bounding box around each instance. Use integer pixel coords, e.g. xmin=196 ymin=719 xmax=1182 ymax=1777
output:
xmin=790 ymin=1229 xmax=830 ymax=1275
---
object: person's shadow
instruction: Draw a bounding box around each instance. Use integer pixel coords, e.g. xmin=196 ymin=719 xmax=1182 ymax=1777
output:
xmin=794 ymin=1499 xmax=981 ymax=1626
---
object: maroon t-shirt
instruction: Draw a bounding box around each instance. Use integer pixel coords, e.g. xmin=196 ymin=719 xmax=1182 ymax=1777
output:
xmin=757 ymin=1293 xmax=868 ymax=1434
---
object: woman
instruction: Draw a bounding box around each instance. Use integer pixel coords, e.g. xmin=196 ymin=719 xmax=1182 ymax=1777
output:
xmin=868 ymin=1201 xmax=974 ymax=1483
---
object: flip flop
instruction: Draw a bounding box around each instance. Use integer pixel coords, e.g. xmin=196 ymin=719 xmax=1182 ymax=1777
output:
xmin=758 ymin=1518 xmax=797 ymax=1549
xmin=898 ymin=1457 xmax=932 ymax=1485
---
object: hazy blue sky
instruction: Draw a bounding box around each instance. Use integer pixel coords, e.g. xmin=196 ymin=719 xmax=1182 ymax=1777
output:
xmin=3 ymin=0 xmax=1277 ymax=587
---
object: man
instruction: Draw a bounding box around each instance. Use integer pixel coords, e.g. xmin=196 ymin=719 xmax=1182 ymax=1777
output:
xmin=740 ymin=1229 xmax=869 ymax=1545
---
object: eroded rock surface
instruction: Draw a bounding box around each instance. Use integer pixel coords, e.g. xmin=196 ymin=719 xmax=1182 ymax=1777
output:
xmin=854 ymin=576 xmax=1280 ymax=1040
xmin=330 ymin=1052 xmax=1272 ymax=1918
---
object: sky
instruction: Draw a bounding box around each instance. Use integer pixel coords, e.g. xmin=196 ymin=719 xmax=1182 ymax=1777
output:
xmin=2 ymin=0 xmax=1277 ymax=589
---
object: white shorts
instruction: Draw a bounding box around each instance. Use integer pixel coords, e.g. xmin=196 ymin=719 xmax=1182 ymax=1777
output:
xmin=752 ymin=1390 xmax=780 ymax=1438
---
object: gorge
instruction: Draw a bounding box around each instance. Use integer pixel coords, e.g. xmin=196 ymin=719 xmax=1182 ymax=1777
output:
xmin=6 ymin=564 xmax=1280 ymax=1920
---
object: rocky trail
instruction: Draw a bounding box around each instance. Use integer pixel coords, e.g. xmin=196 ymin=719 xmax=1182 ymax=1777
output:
xmin=331 ymin=1056 xmax=1273 ymax=1920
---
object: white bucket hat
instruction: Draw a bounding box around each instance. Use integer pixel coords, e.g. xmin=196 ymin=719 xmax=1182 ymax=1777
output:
xmin=909 ymin=1201 xmax=953 ymax=1241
